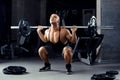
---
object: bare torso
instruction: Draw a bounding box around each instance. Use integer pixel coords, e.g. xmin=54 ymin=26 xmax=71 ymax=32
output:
xmin=45 ymin=27 xmax=69 ymax=44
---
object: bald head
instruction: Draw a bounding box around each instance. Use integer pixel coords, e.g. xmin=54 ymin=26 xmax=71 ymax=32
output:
xmin=49 ymin=13 xmax=60 ymax=24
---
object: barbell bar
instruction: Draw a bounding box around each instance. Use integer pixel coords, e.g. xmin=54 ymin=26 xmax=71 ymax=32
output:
xmin=11 ymin=26 xmax=114 ymax=29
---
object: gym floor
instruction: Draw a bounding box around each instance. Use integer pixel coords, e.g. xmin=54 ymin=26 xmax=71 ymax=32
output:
xmin=0 ymin=56 xmax=120 ymax=80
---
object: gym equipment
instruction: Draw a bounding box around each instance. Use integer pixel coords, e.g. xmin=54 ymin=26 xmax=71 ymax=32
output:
xmin=88 ymin=16 xmax=97 ymax=37
xmin=11 ymin=26 xmax=89 ymax=29
xmin=73 ymin=34 xmax=104 ymax=65
xmin=18 ymin=19 xmax=31 ymax=37
xmin=16 ymin=16 xmax=97 ymax=38
xmin=0 ymin=44 xmax=14 ymax=59
xmin=0 ymin=19 xmax=31 ymax=59
xmin=72 ymin=16 xmax=104 ymax=65
xmin=3 ymin=66 xmax=27 ymax=74
xmin=11 ymin=15 xmax=113 ymax=30
xmin=91 ymin=70 xmax=119 ymax=80
xmin=16 ymin=19 xmax=31 ymax=52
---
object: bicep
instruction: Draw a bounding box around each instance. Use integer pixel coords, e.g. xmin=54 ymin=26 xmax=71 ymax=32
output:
xmin=43 ymin=34 xmax=47 ymax=41
xmin=66 ymin=30 xmax=72 ymax=41
xmin=44 ymin=30 xmax=49 ymax=42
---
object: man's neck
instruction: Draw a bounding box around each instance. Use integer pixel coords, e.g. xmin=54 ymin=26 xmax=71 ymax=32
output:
xmin=51 ymin=24 xmax=60 ymax=30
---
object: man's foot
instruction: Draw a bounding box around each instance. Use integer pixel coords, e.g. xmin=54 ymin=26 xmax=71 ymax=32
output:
xmin=66 ymin=70 xmax=72 ymax=75
xmin=66 ymin=64 xmax=72 ymax=75
xmin=39 ymin=63 xmax=51 ymax=71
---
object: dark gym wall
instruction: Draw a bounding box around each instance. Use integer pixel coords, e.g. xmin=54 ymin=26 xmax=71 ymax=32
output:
xmin=0 ymin=0 xmax=11 ymax=47
xmin=101 ymin=0 xmax=120 ymax=61
xmin=46 ymin=0 xmax=96 ymax=26
xmin=12 ymin=0 xmax=41 ymax=26
xmin=11 ymin=0 xmax=96 ymax=26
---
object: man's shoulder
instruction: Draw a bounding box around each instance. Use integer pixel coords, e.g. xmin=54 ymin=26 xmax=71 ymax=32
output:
xmin=45 ymin=28 xmax=50 ymax=33
xmin=60 ymin=26 xmax=70 ymax=33
xmin=60 ymin=26 xmax=67 ymax=30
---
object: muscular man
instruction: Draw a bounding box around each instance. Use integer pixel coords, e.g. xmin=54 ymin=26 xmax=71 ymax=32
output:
xmin=37 ymin=13 xmax=77 ymax=75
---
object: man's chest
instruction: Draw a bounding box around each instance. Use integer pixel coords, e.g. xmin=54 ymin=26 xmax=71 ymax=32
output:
xmin=47 ymin=30 xmax=66 ymax=41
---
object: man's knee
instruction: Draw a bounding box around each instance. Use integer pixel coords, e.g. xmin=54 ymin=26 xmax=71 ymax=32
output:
xmin=38 ymin=46 xmax=47 ymax=55
xmin=63 ymin=47 xmax=72 ymax=56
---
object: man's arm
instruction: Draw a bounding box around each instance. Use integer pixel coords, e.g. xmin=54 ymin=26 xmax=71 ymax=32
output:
xmin=66 ymin=26 xmax=77 ymax=44
xmin=37 ymin=26 xmax=48 ymax=43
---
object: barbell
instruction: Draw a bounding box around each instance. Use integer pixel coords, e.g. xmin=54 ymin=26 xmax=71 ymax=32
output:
xmin=11 ymin=25 xmax=114 ymax=29
xmin=15 ymin=17 xmax=113 ymax=37
xmin=18 ymin=19 xmax=31 ymax=37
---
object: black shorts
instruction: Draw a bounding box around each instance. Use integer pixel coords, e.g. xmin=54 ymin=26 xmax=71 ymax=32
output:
xmin=44 ymin=42 xmax=73 ymax=57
